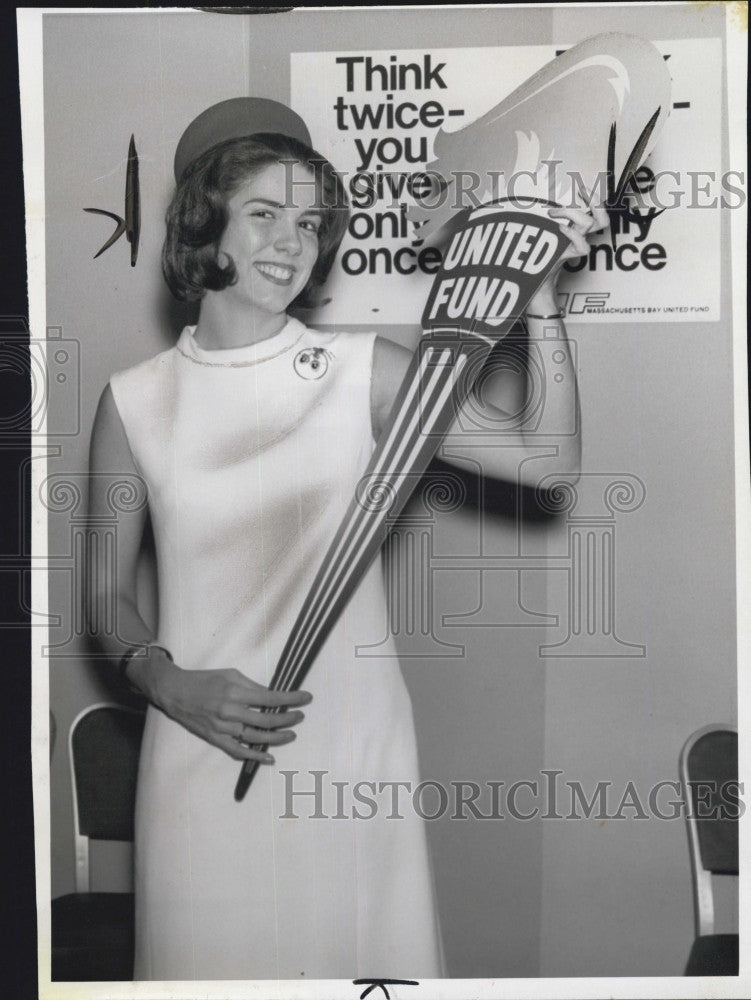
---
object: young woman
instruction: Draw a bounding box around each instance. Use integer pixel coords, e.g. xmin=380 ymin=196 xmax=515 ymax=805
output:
xmin=87 ymin=97 xmax=602 ymax=981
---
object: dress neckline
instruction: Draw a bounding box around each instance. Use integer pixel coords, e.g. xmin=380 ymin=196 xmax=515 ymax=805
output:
xmin=176 ymin=316 xmax=306 ymax=367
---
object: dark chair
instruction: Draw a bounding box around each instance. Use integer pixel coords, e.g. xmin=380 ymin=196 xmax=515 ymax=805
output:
xmin=680 ymin=724 xmax=739 ymax=976
xmin=51 ymin=703 xmax=145 ymax=981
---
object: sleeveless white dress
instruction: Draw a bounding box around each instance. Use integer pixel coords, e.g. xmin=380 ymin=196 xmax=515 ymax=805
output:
xmin=109 ymin=317 xmax=444 ymax=981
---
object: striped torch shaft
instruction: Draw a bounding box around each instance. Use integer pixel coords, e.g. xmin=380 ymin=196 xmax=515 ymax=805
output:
xmin=234 ymin=334 xmax=486 ymax=800
xmin=235 ymin=200 xmax=569 ymax=801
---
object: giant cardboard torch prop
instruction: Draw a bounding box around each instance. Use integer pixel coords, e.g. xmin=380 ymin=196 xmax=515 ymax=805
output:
xmin=235 ymin=32 xmax=672 ymax=800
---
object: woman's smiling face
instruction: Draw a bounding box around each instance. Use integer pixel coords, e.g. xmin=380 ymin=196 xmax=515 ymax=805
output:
xmin=218 ymin=159 xmax=322 ymax=318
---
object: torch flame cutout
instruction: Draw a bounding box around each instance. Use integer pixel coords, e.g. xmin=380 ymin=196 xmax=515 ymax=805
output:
xmin=409 ymin=32 xmax=671 ymax=239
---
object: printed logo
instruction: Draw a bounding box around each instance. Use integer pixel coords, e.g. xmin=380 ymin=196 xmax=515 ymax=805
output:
xmin=421 ymin=202 xmax=566 ymax=337
xmin=568 ymin=291 xmax=611 ymax=313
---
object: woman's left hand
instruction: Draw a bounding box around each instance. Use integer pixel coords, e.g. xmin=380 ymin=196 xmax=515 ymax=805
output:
xmin=526 ymin=203 xmax=609 ymax=313
xmin=550 ymin=203 xmax=610 ymax=261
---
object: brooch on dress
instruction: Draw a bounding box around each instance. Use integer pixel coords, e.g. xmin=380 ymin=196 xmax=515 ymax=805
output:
xmin=294 ymin=346 xmax=333 ymax=380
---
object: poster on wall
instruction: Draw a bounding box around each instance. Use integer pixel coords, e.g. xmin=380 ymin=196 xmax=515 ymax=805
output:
xmin=11 ymin=4 xmax=749 ymax=1000
xmin=291 ymin=39 xmax=726 ymax=323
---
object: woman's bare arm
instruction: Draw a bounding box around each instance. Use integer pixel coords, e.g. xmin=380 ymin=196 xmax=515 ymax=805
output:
xmin=87 ymin=384 xmax=155 ymax=662
xmin=87 ymin=384 xmax=309 ymax=762
xmin=371 ymin=205 xmax=606 ymax=488
xmin=371 ymin=321 xmax=579 ymax=489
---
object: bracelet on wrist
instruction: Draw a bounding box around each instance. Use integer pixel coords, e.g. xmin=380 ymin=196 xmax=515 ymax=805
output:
xmin=524 ymin=311 xmax=564 ymax=320
xmin=118 ymin=643 xmax=174 ymax=692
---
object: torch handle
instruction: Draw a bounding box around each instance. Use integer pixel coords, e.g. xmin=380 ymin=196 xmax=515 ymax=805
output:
xmin=235 ymin=755 xmax=264 ymax=801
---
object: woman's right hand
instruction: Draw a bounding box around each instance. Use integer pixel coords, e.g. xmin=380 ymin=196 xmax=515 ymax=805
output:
xmin=129 ymin=650 xmax=310 ymax=763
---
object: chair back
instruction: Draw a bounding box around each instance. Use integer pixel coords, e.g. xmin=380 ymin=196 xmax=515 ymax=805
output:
xmin=69 ymin=703 xmax=145 ymax=893
xmin=679 ymin=724 xmax=738 ymax=937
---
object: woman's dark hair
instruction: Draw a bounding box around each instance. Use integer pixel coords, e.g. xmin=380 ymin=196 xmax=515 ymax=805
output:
xmin=162 ymin=133 xmax=349 ymax=307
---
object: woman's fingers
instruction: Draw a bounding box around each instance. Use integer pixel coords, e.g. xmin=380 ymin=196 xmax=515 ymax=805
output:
xmin=548 ymin=213 xmax=588 ymax=258
xmin=228 ymin=672 xmax=312 ymax=709
xmin=262 ymin=687 xmax=313 ymax=709
xmin=216 ymin=733 xmax=276 ymax=764
xmin=212 ymin=701 xmax=303 ymax=740
xmin=549 ymin=206 xmax=592 ymax=231
xmin=232 ymin=720 xmax=298 ymax=746
xmin=550 ymin=219 xmax=589 ymax=258
xmin=550 ymin=204 xmax=608 ymax=235
xmin=218 ymin=689 xmax=306 ymax=729
xmin=243 ymin=708 xmax=305 ymax=730
xmin=211 ymin=711 xmax=298 ymax=743
xmin=590 ymin=204 xmax=610 ymax=234
xmin=161 ymin=668 xmax=311 ymax=762
xmin=549 ymin=203 xmax=609 ymax=260
xmin=213 ymin=676 xmax=307 ymax=744
xmin=563 ymin=228 xmax=590 ymax=257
